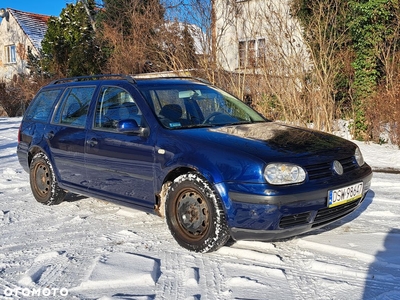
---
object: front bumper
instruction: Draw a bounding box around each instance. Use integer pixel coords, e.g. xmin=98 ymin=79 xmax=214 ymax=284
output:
xmin=230 ymin=194 xmax=367 ymax=241
xmin=222 ymin=166 xmax=373 ymax=242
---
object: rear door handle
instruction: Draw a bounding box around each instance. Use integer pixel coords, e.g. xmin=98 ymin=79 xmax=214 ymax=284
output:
xmin=87 ymin=138 xmax=98 ymax=147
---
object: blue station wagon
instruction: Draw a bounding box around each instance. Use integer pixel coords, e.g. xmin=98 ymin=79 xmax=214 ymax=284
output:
xmin=17 ymin=74 xmax=373 ymax=252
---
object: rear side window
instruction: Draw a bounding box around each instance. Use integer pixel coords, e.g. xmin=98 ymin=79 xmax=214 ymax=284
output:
xmin=53 ymin=86 xmax=96 ymax=127
xmin=25 ymin=89 xmax=63 ymax=122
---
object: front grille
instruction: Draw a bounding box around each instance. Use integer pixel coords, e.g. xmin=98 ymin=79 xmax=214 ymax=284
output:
xmin=277 ymin=156 xmax=362 ymax=230
xmin=305 ymin=156 xmax=358 ymax=180
xmin=279 ymin=212 xmax=311 ymax=228
xmin=305 ymin=162 xmax=331 ymax=180
xmin=312 ymin=199 xmax=361 ymax=228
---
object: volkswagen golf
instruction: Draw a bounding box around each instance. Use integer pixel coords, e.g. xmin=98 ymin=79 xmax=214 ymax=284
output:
xmin=17 ymin=74 xmax=373 ymax=252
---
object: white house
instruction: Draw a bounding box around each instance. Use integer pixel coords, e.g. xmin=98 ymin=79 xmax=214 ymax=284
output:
xmin=213 ymin=0 xmax=309 ymax=74
xmin=0 ymin=8 xmax=49 ymax=81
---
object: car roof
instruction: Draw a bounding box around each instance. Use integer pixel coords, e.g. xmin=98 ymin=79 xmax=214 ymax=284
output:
xmin=46 ymin=74 xmax=209 ymax=88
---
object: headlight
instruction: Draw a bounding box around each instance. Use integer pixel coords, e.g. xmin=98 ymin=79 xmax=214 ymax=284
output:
xmin=264 ymin=163 xmax=306 ymax=185
xmin=355 ymin=147 xmax=365 ymax=166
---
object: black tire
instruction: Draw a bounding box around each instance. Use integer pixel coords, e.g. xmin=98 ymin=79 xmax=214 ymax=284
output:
xmin=29 ymin=152 xmax=66 ymax=205
xmin=165 ymin=172 xmax=230 ymax=252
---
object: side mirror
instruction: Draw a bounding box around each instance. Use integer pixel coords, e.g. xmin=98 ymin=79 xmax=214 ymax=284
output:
xmin=117 ymin=119 xmax=148 ymax=136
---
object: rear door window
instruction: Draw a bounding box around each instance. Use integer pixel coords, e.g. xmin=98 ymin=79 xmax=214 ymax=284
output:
xmin=53 ymin=86 xmax=96 ymax=127
xmin=25 ymin=89 xmax=63 ymax=122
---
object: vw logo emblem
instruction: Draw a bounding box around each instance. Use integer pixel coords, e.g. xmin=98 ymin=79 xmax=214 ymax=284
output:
xmin=332 ymin=160 xmax=344 ymax=175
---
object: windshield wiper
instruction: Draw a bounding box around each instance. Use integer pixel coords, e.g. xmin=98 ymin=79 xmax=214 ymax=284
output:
xmin=183 ymin=123 xmax=220 ymax=129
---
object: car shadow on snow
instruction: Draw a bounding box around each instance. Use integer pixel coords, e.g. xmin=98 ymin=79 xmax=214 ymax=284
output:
xmin=363 ymin=228 xmax=400 ymax=299
xmin=64 ymin=192 xmax=88 ymax=202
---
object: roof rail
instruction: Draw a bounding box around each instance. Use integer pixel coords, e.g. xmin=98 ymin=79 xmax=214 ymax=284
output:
xmin=49 ymin=74 xmax=135 ymax=85
xmin=132 ymin=70 xmax=192 ymax=79
xmin=131 ymin=70 xmax=211 ymax=85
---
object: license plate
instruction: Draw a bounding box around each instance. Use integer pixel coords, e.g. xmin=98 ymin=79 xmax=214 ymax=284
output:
xmin=328 ymin=182 xmax=363 ymax=208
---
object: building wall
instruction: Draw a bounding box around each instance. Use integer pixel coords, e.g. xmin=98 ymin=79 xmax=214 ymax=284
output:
xmin=214 ymin=0 xmax=309 ymax=74
xmin=0 ymin=13 xmax=37 ymax=81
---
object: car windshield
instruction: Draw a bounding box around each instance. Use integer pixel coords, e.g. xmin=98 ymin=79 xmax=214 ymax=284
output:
xmin=137 ymin=81 xmax=266 ymax=129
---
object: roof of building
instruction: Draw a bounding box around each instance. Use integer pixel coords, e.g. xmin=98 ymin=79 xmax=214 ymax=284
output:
xmin=8 ymin=8 xmax=50 ymax=50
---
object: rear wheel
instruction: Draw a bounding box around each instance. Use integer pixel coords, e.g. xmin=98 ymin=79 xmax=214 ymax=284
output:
xmin=165 ymin=172 xmax=230 ymax=252
xmin=29 ymin=152 xmax=66 ymax=205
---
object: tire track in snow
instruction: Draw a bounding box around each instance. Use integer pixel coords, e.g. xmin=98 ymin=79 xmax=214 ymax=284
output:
xmin=221 ymin=239 xmax=370 ymax=299
xmin=2 ymin=118 xmax=400 ymax=299
xmin=0 ymin=198 xmax=152 ymax=297
xmin=155 ymin=248 xmax=231 ymax=299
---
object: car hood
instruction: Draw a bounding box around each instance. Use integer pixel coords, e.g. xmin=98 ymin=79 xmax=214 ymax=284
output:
xmin=201 ymin=122 xmax=355 ymax=161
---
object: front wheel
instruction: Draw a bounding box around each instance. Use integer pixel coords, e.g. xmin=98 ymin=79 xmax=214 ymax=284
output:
xmin=29 ymin=152 xmax=66 ymax=205
xmin=165 ymin=172 xmax=230 ymax=252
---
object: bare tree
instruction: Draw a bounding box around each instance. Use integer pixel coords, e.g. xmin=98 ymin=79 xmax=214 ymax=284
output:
xmin=209 ymin=0 xmax=313 ymax=124
xmin=98 ymin=0 xmax=165 ymax=74
xmin=0 ymin=76 xmax=52 ymax=117
xmin=165 ymin=0 xmax=355 ymax=133
xmin=98 ymin=0 xmax=200 ymax=74
xmin=291 ymin=0 xmax=351 ymax=131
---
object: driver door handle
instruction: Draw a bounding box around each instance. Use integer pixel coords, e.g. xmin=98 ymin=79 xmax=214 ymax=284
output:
xmin=87 ymin=138 xmax=98 ymax=147
xmin=45 ymin=131 xmax=54 ymax=139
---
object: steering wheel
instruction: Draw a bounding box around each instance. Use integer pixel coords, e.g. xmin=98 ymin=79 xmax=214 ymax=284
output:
xmin=202 ymin=112 xmax=225 ymax=124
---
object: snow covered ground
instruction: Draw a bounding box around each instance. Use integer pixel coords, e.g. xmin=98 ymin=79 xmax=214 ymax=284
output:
xmin=1 ymin=117 xmax=400 ymax=300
